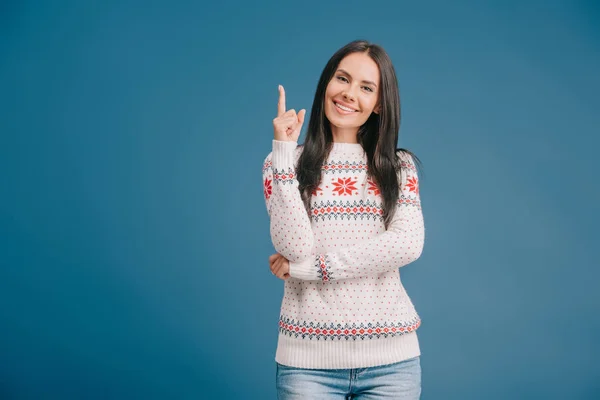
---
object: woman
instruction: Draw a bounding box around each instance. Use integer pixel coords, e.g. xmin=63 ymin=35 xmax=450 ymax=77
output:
xmin=262 ymin=39 xmax=425 ymax=399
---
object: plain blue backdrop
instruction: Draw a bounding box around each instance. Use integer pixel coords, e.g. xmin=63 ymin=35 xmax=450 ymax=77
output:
xmin=1 ymin=0 xmax=599 ymax=399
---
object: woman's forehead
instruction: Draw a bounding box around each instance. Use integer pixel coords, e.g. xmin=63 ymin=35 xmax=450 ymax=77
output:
xmin=337 ymin=53 xmax=380 ymax=84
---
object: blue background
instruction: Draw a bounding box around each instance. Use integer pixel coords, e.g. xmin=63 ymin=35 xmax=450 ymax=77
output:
xmin=1 ymin=0 xmax=599 ymax=399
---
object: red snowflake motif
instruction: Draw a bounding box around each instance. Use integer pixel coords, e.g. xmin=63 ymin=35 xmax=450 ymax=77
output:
xmin=367 ymin=177 xmax=380 ymax=195
xmin=405 ymin=176 xmax=419 ymax=195
xmin=264 ymin=177 xmax=272 ymax=199
xmin=332 ymin=177 xmax=358 ymax=196
xmin=311 ymin=186 xmax=324 ymax=196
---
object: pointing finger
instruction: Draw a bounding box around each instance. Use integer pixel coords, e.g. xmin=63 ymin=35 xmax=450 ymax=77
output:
xmin=277 ymin=85 xmax=286 ymax=117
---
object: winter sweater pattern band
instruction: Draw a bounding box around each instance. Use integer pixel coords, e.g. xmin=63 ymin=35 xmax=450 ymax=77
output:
xmin=263 ymin=140 xmax=425 ymax=369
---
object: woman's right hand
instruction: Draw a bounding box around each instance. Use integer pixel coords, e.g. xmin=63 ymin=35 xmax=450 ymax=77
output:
xmin=273 ymin=85 xmax=306 ymax=142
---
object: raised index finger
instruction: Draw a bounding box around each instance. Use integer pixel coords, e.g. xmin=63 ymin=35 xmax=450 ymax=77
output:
xmin=277 ymin=85 xmax=286 ymax=117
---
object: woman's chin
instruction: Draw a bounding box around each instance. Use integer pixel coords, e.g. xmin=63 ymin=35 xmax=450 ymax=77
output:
xmin=327 ymin=115 xmax=356 ymax=129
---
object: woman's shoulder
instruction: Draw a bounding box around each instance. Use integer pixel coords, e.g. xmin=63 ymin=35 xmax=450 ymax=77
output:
xmin=396 ymin=148 xmax=415 ymax=162
xmin=395 ymin=148 xmax=421 ymax=176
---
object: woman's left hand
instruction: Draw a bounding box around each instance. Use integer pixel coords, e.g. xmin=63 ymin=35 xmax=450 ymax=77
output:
xmin=269 ymin=253 xmax=290 ymax=280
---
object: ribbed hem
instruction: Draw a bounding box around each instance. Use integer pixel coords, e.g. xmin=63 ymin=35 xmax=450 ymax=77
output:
xmin=271 ymin=140 xmax=298 ymax=169
xmin=289 ymin=257 xmax=319 ymax=281
xmin=275 ymin=331 xmax=420 ymax=369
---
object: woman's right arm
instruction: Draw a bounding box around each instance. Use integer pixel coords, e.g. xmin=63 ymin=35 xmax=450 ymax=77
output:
xmin=263 ymin=140 xmax=314 ymax=263
xmin=262 ymin=85 xmax=314 ymax=263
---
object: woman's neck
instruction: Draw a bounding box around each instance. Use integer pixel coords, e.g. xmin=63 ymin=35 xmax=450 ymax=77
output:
xmin=330 ymin=126 xmax=359 ymax=144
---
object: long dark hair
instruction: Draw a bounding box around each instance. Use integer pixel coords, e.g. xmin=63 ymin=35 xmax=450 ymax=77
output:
xmin=297 ymin=39 xmax=421 ymax=228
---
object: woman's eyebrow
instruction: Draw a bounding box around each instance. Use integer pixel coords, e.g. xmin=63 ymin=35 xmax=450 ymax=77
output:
xmin=337 ymin=69 xmax=378 ymax=87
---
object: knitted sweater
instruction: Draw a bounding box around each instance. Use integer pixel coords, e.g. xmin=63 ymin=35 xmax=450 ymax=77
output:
xmin=262 ymin=139 xmax=425 ymax=369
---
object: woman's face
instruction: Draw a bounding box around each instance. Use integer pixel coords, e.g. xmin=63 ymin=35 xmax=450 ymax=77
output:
xmin=324 ymin=52 xmax=381 ymax=136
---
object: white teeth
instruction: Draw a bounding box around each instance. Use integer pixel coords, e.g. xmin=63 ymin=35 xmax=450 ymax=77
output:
xmin=335 ymin=102 xmax=356 ymax=112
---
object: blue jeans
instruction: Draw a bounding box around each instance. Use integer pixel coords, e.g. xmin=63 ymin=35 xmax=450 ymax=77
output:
xmin=276 ymin=356 xmax=421 ymax=399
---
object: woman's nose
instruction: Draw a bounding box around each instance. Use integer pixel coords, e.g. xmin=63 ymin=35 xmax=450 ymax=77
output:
xmin=342 ymin=90 xmax=356 ymax=102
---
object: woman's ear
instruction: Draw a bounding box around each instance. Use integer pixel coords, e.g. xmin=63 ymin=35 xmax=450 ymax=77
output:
xmin=374 ymin=104 xmax=380 ymax=114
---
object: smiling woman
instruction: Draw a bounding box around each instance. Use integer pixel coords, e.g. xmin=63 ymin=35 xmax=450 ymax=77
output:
xmin=325 ymin=53 xmax=381 ymax=139
xmin=262 ymin=39 xmax=425 ymax=400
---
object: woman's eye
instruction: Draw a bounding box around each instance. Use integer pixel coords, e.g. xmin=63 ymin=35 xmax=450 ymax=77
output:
xmin=363 ymin=86 xmax=373 ymax=92
xmin=337 ymin=76 xmax=348 ymax=82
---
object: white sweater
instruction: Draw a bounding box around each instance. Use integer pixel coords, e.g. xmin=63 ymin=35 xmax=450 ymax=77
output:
xmin=262 ymin=140 xmax=425 ymax=369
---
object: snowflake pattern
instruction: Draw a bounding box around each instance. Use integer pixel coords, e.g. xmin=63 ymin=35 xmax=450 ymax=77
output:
xmin=367 ymin=177 xmax=380 ymax=196
xmin=311 ymin=186 xmax=324 ymax=196
xmin=263 ymin=177 xmax=272 ymax=200
xmin=332 ymin=177 xmax=358 ymax=196
xmin=405 ymin=176 xmax=419 ymax=195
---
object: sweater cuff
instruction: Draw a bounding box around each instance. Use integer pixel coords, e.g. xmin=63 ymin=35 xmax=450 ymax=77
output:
xmin=271 ymin=140 xmax=298 ymax=170
xmin=289 ymin=256 xmax=320 ymax=281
